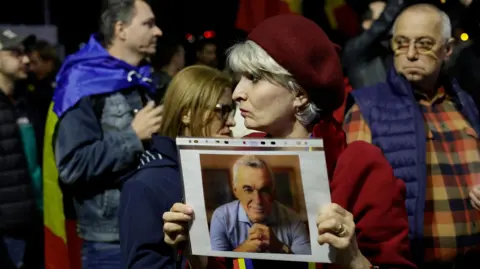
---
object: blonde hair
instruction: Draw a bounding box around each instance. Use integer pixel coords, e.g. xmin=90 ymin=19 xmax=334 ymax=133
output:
xmin=227 ymin=40 xmax=321 ymax=126
xmin=159 ymin=65 xmax=232 ymax=138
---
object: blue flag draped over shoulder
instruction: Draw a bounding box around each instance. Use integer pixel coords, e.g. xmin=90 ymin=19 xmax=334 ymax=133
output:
xmin=53 ymin=34 xmax=155 ymax=118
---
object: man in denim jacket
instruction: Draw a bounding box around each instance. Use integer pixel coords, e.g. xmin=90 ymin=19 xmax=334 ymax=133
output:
xmin=52 ymin=0 xmax=162 ymax=268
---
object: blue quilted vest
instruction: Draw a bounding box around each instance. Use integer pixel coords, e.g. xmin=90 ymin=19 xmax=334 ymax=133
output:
xmin=351 ymin=68 xmax=480 ymax=260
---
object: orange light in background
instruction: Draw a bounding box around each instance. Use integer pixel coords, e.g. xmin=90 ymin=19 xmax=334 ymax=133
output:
xmin=203 ymin=30 xmax=216 ymax=39
xmin=440 ymin=0 xmax=446 ymax=3
xmin=460 ymin=33 xmax=469 ymax=41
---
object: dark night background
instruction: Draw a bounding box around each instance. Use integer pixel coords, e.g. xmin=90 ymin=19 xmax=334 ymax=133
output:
xmin=0 ymin=0 xmax=362 ymax=53
xmin=0 ymin=0 xmax=463 ymax=58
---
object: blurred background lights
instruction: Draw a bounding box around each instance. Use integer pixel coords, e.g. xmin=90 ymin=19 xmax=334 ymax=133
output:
xmin=203 ymin=30 xmax=216 ymax=39
xmin=185 ymin=33 xmax=195 ymax=43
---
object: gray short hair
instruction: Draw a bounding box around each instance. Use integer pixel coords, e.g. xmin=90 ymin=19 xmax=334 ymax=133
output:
xmin=100 ymin=0 xmax=137 ymax=47
xmin=393 ymin=4 xmax=452 ymax=42
xmin=227 ymin=40 xmax=321 ymax=126
xmin=232 ymin=155 xmax=274 ymax=188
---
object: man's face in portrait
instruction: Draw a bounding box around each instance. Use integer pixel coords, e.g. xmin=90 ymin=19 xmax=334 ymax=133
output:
xmin=234 ymin=165 xmax=274 ymax=223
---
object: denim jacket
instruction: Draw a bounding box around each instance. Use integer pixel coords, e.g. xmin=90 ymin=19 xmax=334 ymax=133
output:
xmin=55 ymin=88 xmax=147 ymax=241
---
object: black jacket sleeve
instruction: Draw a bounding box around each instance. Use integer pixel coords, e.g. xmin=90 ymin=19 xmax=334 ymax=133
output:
xmin=342 ymin=0 xmax=406 ymax=68
xmin=119 ymin=170 xmax=182 ymax=269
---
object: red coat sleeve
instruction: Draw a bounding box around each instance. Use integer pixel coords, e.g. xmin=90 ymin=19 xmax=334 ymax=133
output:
xmin=330 ymin=141 xmax=416 ymax=268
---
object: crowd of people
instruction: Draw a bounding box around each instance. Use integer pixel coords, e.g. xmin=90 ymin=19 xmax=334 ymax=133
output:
xmin=0 ymin=0 xmax=479 ymax=269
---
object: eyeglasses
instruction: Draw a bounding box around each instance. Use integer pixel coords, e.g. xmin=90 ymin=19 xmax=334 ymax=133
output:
xmin=215 ymin=103 xmax=235 ymax=121
xmin=391 ymin=36 xmax=439 ymax=54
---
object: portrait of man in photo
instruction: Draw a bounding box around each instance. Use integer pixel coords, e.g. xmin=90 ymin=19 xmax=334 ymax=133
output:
xmin=209 ymin=155 xmax=311 ymax=254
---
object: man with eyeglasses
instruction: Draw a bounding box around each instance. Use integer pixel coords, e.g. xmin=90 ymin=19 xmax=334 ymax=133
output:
xmin=344 ymin=3 xmax=480 ymax=268
xmin=0 ymin=28 xmax=44 ymax=269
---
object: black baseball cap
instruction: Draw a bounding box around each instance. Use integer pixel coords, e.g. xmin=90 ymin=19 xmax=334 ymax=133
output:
xmin=0 ymin=28 xmax=36 ymax=51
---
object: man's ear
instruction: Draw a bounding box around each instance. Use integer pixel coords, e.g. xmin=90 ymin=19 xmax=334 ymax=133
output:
xmin=232 ymin=186 xmax=240 ymax=199
xmin=115 ymin=21 xmax=127 ymax=41
xmin=181 ymin=110 xmax=191 ymax=125
xmin=445 ymin=37 xmax=455 ymax=58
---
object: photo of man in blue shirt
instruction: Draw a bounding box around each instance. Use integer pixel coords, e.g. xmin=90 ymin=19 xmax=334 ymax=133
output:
xmin=209 ymin=155 xmax=311 ymax=254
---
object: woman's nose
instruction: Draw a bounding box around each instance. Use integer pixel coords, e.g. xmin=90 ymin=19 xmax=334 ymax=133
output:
xmin=232 ymin=77 xmax=248 ymax=101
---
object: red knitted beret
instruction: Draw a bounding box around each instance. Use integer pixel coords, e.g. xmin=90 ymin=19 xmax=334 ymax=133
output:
xmin=248 ymin=14 xmax=345 ymax=112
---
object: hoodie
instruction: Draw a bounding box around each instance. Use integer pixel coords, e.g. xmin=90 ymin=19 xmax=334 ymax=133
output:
xmin=118 ymin=136 xmax=186 ymax=269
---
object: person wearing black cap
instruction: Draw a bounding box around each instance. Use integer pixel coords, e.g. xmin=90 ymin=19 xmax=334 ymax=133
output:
xmin=163 ymin=15 xmax=415 ymax=269
xmin=0 ymin=28 xmax=43 ymax=269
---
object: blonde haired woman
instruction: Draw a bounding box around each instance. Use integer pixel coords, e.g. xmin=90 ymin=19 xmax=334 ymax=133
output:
xmin=118 ymin=65 xmax=236 ymax=269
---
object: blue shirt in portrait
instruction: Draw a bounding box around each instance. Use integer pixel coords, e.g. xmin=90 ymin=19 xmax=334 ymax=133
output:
xmin=209 ymin=200 xmax=311 ymax=254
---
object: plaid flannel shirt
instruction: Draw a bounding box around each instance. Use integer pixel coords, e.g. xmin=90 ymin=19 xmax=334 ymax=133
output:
xmin=343 ymin=88 xmax=480 ymax=262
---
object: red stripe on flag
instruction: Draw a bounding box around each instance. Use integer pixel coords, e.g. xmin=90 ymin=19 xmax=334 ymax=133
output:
xmin=235 ymin=0 xmax=293 ymax=33
xmin=44 ymin=227 xmax=70 ymax=269
xmin=44 ymin=220 xmax=82 ymax=269
xmin=233 ymin=259 xmax=240 ymax=269
xmin=333 ymin=4 xmax=359 ymax=37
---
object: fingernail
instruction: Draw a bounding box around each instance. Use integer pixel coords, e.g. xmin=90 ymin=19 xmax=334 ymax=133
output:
xmin=186 ymin=206 xmax=193 ymax=214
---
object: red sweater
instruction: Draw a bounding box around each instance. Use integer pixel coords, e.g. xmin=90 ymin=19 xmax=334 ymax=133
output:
xmin=206 ymin=118 xmax=416 ymax=269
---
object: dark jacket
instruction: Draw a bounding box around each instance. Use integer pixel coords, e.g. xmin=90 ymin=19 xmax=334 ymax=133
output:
xmin=118 ymin=136 xmax=185 ymax=269
xmin=350 ymin=68 xmax=480 ymax=262
xmin=0 ymin=90 xmax=38 ymax=237
xmin=55 ymin=90 xmax=145 ymax=241
xmin=25 ymin=74 xmax=56 ymax=165
xmin=151 ymin=70 xmax=172 ymax=102
xmin=451 ymin=0 xmax=480 ymax=111
xmin=342 ymin=0 xmax=405 ymax=89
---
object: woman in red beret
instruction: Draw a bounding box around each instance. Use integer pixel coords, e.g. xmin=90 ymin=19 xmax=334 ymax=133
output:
xmin=163 ymin=14 xmax=415 ymax=269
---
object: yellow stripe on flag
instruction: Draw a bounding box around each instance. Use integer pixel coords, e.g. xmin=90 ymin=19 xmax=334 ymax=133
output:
xmin=324 ymin=0 xmax=345 ymax=29
xmin=43 ymin=102 xmax=67 ymax=242
xmin=238 ymin=258 xmax=247 ymax=269
xmin=282 ymin=0 xmax=303 ymax=14
xmin=308 ymin=262 xmax=316 ymax=269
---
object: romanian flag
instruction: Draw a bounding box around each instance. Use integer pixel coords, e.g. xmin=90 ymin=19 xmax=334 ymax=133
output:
xmin=235 ymin=0 xmax=303 ymax=33
xmin=42 ymin=34 xmax=155 ymax=269
xmin=43 ymin=103 xmax=82 ymax=269
xmin=233 ymin=258 xmax=254 ymax=269
xmin=324 ymin=0 xmax=359 ymax=37
xmin=232 ymin=258 xmax=318 ymax=268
